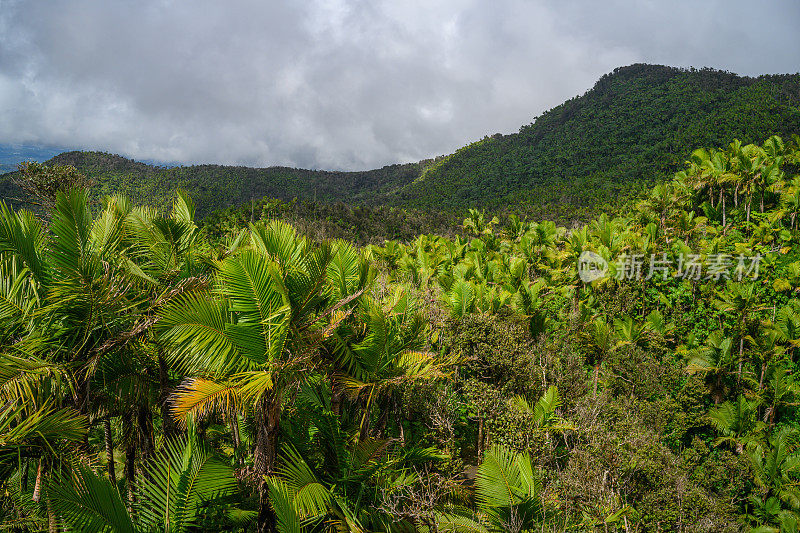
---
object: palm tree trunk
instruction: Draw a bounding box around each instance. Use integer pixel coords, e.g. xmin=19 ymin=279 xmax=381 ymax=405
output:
xmin=32 ymin=458 xmax=43 ymax=502
xmin=104 ymin=418 xmax=116 ymax=482
xmin=137 ymin=404 xmax=154 ymax=480
xmin=158 ymin=348 xmax=177 ymax=439
xmin=722 ymin=195 xmax=726 ymax=228
xmin=737 ymin=336 xmax=744 ymax=384
xmin=124 ymin=416 xmax=136 ymax=509
xmin=376 ymin=400 xmax=390 ymax=439
xmin=394 ymin=397 xmax=405 ymax=444
xmin=359 ymin=390 xmax=375 ymax=442
xmin=573 ymin=283 xmax=581 ymax=316
xmin=229 ymin=413 xmax=241 ymax=449
xmin=331 ymin=384 xmax=342 ymax=417
xmin=47 ymin=493 xmax=57 ymax=533
xmin=255 ymin=392 xmax=281 ymax=533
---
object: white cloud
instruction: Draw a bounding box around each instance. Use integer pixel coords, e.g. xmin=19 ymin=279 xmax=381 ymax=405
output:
xmin=0 ymin=0 xmax=798 ymax=170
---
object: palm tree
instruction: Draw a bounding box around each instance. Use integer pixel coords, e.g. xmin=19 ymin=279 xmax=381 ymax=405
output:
xmin=708 ymin=395 xmax=765 ymax=453
xmin=748 ymin=428 xmax=800 ymax=529
xmin=762 ymin=365 xmax=799 ymax=430
xmin=0 ymin=350 xmax=87 ymax=532
xmin=510 ymin=280 xmax=550 ymax=339
xmin=781 ymin=177 xmax=800 ymax=230
xmin=264 ymin=380 xmax=438 ymax=532
xmin=48 ymin=435 xmax=240 ymax=533
xmin=582 ymin=317 xmax=614 ymax=398
xmin=714 ymin=282 xmax=760 ymax=384
xmin=686 ymin=330 xmax=736 ymax=404
xmin=331 ymin=292 xmax=452 ymax=441
xmin=462 ymin=209 xmax=499 ymax=237
xmin=438 ymin=444 xmax=551 ymax=533
xmin=158 ymin=220 xmax=361 ymax=532
xmin=774 ymin=302 xmax=800 ymax=361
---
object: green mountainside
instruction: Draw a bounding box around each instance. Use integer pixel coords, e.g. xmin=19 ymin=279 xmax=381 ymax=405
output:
xmin=0 ymin=150 xmax=422 ymax=218
xmin=1 ymin=64 xmax=799 ymax=222
xmin=391 ymin=64 xmax=800 ymax=219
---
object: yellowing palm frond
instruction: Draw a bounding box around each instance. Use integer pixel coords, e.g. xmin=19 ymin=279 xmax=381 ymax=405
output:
xmin=170 ymin=378 xmax=241 ymax=427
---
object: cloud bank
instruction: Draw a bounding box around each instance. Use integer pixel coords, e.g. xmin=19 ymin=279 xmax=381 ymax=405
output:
xmin=1 ymin=0 xmax=799 ymax=170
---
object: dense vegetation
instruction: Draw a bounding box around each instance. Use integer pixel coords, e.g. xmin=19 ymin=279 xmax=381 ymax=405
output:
xmin=2 ymin=134 xmax=800 ymax=532
xmin=201 ymin=197 xmax=457 ymax=246
xmin=394 ymin=65 xmax=800 ymax=219
xmin=0 ymin=151 xmax=423 ymax=219
xmin=3 ymin=64 xmax=799 ymax=223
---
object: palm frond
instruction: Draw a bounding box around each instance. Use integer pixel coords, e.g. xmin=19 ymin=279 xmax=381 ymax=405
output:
xmin=48 ymin=465 xmax=136 ymax=533
xmin=137 ymin=435 xmax=238 ymax=533
xmin=158 ymin=291 xmax=243 ymax=374
xmin=170 ymin=378 xmax=241 ymax=426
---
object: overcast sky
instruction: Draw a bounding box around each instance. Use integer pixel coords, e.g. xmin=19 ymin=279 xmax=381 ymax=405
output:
xmin=1 ymin=0 xmax=799 ymax=170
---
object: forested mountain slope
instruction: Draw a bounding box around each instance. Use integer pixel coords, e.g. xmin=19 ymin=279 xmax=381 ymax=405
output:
xmin=4 ymin=135 xmax=800 ymax=532
xmin=1 ymin=64 xmax=799 ymax=222
xmin=0 ymin=150 xmax=422 ymax=218
xmin=391 ymin=64 xmax=800 ymax=219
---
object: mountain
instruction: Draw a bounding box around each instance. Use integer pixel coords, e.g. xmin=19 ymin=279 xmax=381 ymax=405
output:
xmin=0 ymin=150 xmax=423 ymax=218
xmin=2 ymin=64 xmax=799 ymax=221
xmin=388 ymin=64 xmax=800 ymax=220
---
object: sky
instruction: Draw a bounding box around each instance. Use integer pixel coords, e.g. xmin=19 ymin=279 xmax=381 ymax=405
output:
xmin=1 ymin=0 xmax=799 ymax=171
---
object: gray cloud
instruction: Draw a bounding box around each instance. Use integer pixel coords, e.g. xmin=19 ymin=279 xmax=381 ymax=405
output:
xmin=1 ymin=0 xmax=798 ymax=170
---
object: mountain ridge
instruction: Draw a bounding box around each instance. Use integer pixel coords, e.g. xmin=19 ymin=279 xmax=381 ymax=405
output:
xmin=2 ymin=63 xmax=799 ymax=221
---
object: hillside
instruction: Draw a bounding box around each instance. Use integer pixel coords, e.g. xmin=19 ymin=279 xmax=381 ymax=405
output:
xmin=0 ymin=150 xmax=423 ymax=218
xmin=391 ymin=64 xmax=800 ymax=219
xmin=4 ymin=135 xmax=800 ymax=532
xmin=2 ymin=64 xmax=799 ymax=222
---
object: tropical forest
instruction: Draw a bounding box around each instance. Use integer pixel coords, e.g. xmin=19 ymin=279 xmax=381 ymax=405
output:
xmin=3 ymin=57 xmax=800 ymax=533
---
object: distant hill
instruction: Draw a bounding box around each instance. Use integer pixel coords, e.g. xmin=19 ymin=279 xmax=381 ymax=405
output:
xmin=0 ymin=151 xmax=424 ymax=218
xmin=2 ymin=64 xmax=799 ymax=222
xmin=0 ymin=143 xmax=72 ymax=169
xmin=389 ymin=64 xmax=800 ymax=220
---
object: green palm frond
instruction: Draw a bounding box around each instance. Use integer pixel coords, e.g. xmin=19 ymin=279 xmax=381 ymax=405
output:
xmin=434 ymin=510 xmax=488 ymax=532
xmin=0 ymin=256 xmax=39 ymax=332
xmin=0 ymin=201 xmax=48 ymax=284
xmin=136 ymin=435 xmax=239 ymax=533
xmin=0 ymin=401 xmax=87 ymax=467
xmin=158 ymin=291 xmax=243 ymax=374
xmin=48 ymin=188 xmax=100 ymax=281
xmin=0 ymin=353 xmax=74 ymax=407
xmin=265 ymin=477 xmax=304 ymax=533
xmin=276 ymin=445 xmax=332 ymax=518
xmin=250 ymin=220 xmax=306 ymax=268
xmin=475 ymin=445 xmax=544 ymax=532
xmin=49 ymin=464 xmax=137 ymax=533
xmin=444 ymin=278 xmax=475 ymax=318
xmin=219 ymin=251 xmax=292 ymax=363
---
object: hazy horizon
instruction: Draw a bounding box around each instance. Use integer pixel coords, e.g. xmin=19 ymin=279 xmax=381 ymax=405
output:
xmin=2 ymin=0 xmax=799 ymax=171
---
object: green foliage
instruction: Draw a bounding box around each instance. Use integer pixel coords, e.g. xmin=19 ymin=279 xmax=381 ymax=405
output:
xmin=4 ymin=131 xmax=800 ymax=532
xmin=4 ymin=65 xmax=799 ymax=226
xmin=395 ymin=65 xmax=800 ymax=222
